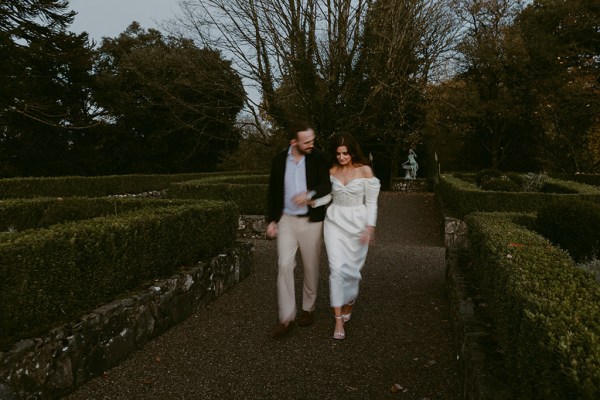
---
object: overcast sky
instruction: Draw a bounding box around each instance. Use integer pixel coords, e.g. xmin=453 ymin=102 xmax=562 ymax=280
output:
xmin=68 ymin=0 xmax=181 ymax=42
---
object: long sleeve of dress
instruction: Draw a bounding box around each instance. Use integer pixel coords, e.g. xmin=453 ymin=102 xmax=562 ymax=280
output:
xmin=365 ymin=177 xmax=381 ymax=227
xmin=311 ymin=194 xmax=332 ymax=208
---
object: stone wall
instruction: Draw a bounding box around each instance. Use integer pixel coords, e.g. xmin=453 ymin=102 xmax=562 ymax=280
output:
xmin=444 ymin=216 xmax=468 ymax=249
xmin=446 ymin=249 xmax=512 ymax=400
xmin=0 ymin=241 xmax=253 ymax=400
xmin=238 ymin=215 xmax=266 ymax=239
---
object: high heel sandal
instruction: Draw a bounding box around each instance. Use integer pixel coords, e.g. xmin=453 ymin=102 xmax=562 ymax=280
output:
xmin=333 ymin=315 xmax=345 ymax=340
xmin=341 ymin=299 xmax=355 ymax=323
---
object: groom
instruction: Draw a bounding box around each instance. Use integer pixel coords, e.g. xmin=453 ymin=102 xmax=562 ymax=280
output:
xmin=266 ymin=120 xmax=331 ymax=338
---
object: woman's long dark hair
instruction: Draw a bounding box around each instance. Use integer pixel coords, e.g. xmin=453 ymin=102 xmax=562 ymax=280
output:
xmin=331 ymin=133 xmax=371 ymax=166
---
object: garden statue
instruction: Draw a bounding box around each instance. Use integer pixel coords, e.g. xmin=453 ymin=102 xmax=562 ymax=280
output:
xmin=402 ymin=149 xmax=418 ymax=179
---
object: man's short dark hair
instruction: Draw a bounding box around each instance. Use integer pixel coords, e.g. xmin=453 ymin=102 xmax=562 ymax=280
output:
xmin=287 ymin=120 xmax=314 ymax=140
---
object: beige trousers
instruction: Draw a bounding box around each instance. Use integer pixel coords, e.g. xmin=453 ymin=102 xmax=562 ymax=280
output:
xmin=276 ymin=214 xmax=323 ymax=323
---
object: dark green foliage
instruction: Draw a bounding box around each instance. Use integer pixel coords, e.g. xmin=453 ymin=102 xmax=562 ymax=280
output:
xmin=169 ymin=175 xmax=269 ymax=215
xmin=517 ymin=0 xmax=600 ymax=173
xmin=504 ymin=172 xmax=524 ymax=186
xmin=0 ymin=197 xmax=197 ymax=232
xmin=92 ymin=24 xmax=245 ymax=174
xmin=553 ymin=174 xmax=600 ymax=188
xmin=475 ymin=169 xmax=503 ymax=187
xmin=541 ymin=182 xmax=579 ymax=194
xmin=436 ymin=174 xmax=600 ymax=218
xmin=481 ymin=178 xmax=520 ymax=192
xmin=452 ymin=172 xmax=476 ymax=184
xmin=0 ymin=201 xmax=238 ymax=341
xmin=466 ymin=212 xmax=600 ymax=399
xmin=476 ymin=170 xmax=523 ymax=191
xmin=536 ymin=199 xmax=600 ymax=262
xmin=0 ymin=171 xmax=248 ymax=199
xmin=0 ymin=1 xmax=98 ymax=177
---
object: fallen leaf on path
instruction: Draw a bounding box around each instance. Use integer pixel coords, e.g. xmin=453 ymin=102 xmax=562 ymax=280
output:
xmin=390 ymin=383 xmax=403 ymax=393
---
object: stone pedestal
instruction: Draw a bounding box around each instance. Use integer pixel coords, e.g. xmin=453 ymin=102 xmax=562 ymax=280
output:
xmin=390 ymin=178 xmax=430 ymax=192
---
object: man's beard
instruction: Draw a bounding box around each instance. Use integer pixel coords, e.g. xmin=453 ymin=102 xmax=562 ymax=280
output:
xmin=297 ymin=147 xmax=313 ymax=155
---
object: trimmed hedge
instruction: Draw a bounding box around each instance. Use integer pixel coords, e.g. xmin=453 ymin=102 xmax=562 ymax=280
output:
xmin=553 ymin=174 xmax=600 ymax=188
xmin=0 ymin=171 xmax=254 ymax=199
xmin=436 ymin=174 xmax=600 ymax=218
xmin=0 ymin=200 xmax=238 ymax=342
xmin=0 ymin=197 xmax=198 ymax=233
xmin=536 ymin=199 xmax=600 ymax=262
xmin=466 ymin=212 xmax=600 ymax=399
xmin=169 ymin=174 xmax=269 ymax=215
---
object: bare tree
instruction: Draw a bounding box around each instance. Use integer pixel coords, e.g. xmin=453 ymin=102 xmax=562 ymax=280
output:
xmin=170 ymin=0 xmax=460 ymax=182
xmin=170 ymin=0 xmax=370 ymax=138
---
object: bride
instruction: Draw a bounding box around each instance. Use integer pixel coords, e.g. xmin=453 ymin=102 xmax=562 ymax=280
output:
xmin=311 ymin=133 xmax=381 ymax=340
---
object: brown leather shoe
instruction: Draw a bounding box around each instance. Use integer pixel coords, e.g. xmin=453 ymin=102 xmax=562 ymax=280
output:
xmin=271 ymin=322 xmax=293 ymax=338
xmin=297 ymin=310 xmax=314 ymax=327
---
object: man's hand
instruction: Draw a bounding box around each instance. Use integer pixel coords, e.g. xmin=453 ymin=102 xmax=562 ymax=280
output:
xmin=292 ymin=192 xmax=310 ymax=207
xmin=266 ymin=221 xmax=278 ymax=239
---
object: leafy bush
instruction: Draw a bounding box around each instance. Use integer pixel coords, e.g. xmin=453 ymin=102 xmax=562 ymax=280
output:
xmin=541 ymin=182 xmax=579 ymax=194
xmin=475 ymin=169 xmax=503 ymax=187
xmin=436 ymin=174 xmax=600 ymax=218
xmin=521 ymin=172 xmax=547 ymax=192
xmin=466 ymin=212 xmax=600 ymax=399
xmin=481 ymin=178 xmax=521 ymax=192
xmin=0 ymin=200 xmax=238 ymax=341
xmin=577 ymin=259 xmax=600 ymax=282
xmin=169 ymin=174 xmax=269 ymax=215
xmin=504 ymin=172 xmax=525 ymax=186
xmin=452 ymin=172 xmax=476 ymax=183
xmin=0 ymin=171 xmax=252 ymax=199
xmin=552 ymin=173 xmax=600 ymax=188
xmin=536 ymin=199 xmax=600 ymax=262
xmin=0 ymin=197 xmax=197 ymax=233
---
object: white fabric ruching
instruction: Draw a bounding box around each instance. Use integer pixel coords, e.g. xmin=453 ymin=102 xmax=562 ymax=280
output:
xmin=313 ymin=176 xmax=381 ymax=307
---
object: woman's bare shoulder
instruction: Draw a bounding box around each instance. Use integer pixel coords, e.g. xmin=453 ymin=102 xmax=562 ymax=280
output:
xmin=357 ymin=164 xmax=374 ymax=178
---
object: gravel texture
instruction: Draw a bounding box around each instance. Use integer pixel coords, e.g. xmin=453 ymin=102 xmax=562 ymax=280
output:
xmin=65 ymin=192 xmax=461 ymax=400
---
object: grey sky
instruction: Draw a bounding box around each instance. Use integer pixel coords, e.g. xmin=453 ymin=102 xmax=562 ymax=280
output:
xmin=68 ymin=0 xmax=180 ymax=42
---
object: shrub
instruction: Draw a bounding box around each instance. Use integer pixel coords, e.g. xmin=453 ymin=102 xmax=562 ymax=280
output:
xmin=466 ymin=212 xmax=600 ymax=399
xmin=577 ymin=259 xmax=600 ymax=282
xmin=169 ymin=174 xmax=269 ymax=215
xmin=0 ymin=197 xmax=197 ymax=233
xmin=541 ymin=182 xmax=579 ymax=194
xmin=481 ymin=178 xmax=521 ymax=192
xmin=452 ymin=172 xmax=476 ymax=183
xmin=521 ymin=172 xmax=547 ymax=192
xmin=0 ymin=200 xmax=238 ymax=341
xmin=536 ymin=199 xmax=600 ymax=262
xmin=475 ymin=169 xmax=503 ymax=187
xmin=0 ymin=171 xmax=254 ymax=199
xmin=504 ymin=172 xmax=525 ymax=186
xmin=436 ymin=174 xmax=600 ymax=218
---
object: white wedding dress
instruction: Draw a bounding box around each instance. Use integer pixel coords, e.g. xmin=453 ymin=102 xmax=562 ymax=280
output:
xmin=313 ymin=176 xmax=381 ymax=307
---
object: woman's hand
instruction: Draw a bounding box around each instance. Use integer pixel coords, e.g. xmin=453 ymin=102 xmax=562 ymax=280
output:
xmin=360 ymin=225 xmax=375 ymax=245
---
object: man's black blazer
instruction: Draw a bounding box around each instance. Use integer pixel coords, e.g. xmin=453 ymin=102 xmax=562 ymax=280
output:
xmin=266 ymin=148 xmax=332 ymax=224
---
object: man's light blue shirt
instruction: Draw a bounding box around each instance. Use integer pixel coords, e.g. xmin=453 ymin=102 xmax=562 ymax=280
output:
xmin=283 ymin=146 xmax=309 ymax=216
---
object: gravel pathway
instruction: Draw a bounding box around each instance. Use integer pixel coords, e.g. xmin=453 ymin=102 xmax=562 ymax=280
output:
xmin=65 ymin=192 xmax=461 ymax=400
